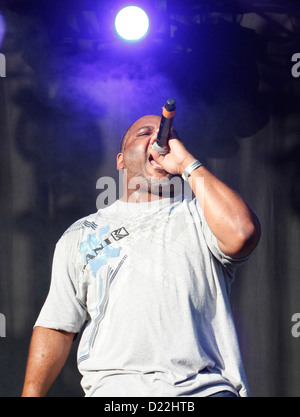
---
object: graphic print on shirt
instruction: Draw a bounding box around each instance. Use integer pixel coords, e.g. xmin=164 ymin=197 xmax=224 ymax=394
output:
xmin=78 ymin=224 xmax=129 ymax=365
xmin=77 ymin=255 xmax=127 ymax=365
xmin=63 ymin=219 xmax=98 ymax=236
xmin=80 ymin=225 xmax=129 ymax=277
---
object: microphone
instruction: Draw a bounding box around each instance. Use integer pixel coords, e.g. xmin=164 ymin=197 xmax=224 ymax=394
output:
xmin=152 ymin=98 xmax=176 ymax=155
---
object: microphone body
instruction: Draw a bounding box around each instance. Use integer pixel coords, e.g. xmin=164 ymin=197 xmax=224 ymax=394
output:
xmin=152 ymin=98 xmax=176 ymax=155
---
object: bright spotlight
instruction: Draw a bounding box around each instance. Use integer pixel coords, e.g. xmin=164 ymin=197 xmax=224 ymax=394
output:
xmin=114 ymin=5 xmax=150 ymax=42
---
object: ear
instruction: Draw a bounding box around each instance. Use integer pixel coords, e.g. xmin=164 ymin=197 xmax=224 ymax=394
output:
xmin=116 ymin=152 xmax=124 ymax=170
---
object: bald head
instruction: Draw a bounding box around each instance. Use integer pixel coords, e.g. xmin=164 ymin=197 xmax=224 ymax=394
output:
xmin=119 ymin=115 xmax=161 ymax=153
xmin=120 ymin=126 xmax=132 ymax=153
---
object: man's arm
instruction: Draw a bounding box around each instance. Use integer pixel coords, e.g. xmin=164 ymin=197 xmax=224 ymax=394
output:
xmin=151 ymin=138 xmax=261 ymax=259
xmin=22 ymin=326 xmax=75 ymax=397
xmin=184 ymin=159 xmax=261 ymax=258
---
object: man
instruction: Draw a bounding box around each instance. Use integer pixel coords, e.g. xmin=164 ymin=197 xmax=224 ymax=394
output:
xmin=22 ymin=114 xmax=261 ymax=397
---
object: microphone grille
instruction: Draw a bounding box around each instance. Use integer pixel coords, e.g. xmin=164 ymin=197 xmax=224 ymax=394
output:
xmin=165 ymin=98 xmax=176 ymax=112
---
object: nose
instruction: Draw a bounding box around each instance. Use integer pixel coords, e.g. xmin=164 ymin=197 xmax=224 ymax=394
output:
xmin=149 ymin=129 xmax=159 ymax=146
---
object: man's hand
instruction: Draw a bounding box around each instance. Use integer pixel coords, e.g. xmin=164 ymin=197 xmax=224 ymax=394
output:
xmin=150 ymin=130 xmax=196 ymax=176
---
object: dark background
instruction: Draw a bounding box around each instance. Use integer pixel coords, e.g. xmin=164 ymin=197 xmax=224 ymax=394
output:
xmin=0 ymin=0 xmax=300 ymax=397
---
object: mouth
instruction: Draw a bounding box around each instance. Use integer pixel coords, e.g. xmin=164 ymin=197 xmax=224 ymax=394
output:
xmin=148 ymin=154 xmax=163 ymax=169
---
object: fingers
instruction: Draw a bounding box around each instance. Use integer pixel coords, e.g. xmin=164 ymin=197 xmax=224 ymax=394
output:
xmin=169 ymin=128 xmax=180 ymax=140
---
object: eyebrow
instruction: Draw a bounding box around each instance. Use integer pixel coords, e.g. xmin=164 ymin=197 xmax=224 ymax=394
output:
xmin=135 ymin=125 xmax=155 ymax=134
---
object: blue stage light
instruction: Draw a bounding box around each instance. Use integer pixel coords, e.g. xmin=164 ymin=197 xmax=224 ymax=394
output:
xmin=0 ymin=13 xmax=6 ymax=47
xmin=114 ymin=5 xmax=150 ymax=42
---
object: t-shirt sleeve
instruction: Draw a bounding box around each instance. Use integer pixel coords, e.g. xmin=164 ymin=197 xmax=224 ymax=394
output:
xmin=192 ymin=198 xmax=252 ymax=271
xmin=34 ymin=237 xmax=87 ymax=333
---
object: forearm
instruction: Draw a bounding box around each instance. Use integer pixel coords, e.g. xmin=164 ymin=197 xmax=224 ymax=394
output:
xmin=151 ymin=139 xmax=261 ymax=258
xmin=22 ymin=326 xmax=75 ymax=397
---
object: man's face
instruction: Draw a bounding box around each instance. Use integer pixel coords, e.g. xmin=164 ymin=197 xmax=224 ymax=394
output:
xmin=117 ymin=115 xmax=174 ymax=196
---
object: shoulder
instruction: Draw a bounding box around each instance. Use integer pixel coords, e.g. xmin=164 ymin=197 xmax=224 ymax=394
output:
xmin=58 ymin=201 xmax=121 ymax=247
xmin=62 ymin=214 xmax=99 ymax=238
xmin=57 ymin=211 xmax=100 ymax=249
xmin=177 ymin=196 xmax=203 ymax=217
xmin=61 ymin=201 xmax=119 ymax=238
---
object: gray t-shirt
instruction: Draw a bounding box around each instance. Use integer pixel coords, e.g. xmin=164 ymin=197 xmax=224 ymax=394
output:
xmin=35 ymin=196 xmax=250 ymax=397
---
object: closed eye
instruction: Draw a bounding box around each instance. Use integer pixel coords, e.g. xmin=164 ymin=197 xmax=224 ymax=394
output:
xmin=136 ymin=126 xmax=154 ymax=137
